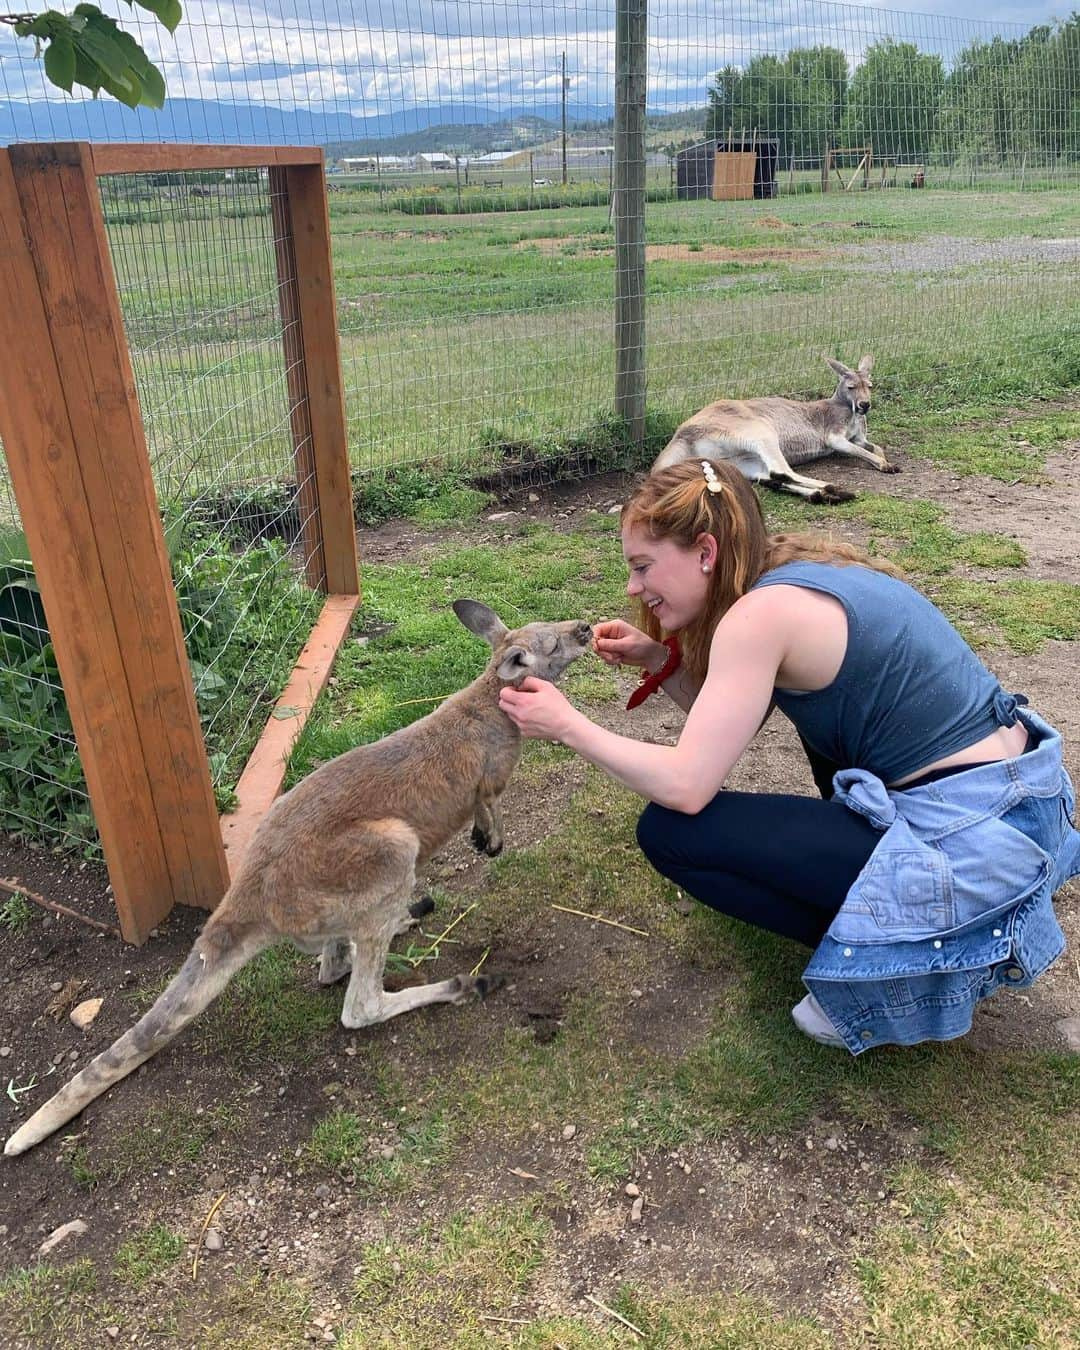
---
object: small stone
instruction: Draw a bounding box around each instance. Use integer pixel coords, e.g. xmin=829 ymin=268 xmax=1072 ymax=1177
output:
xmin=561 ymin=1124 xmax=576 ymax=1141
xmin=629 ymin=988 xmax=643 ymax=1000
xmin=607 ymin=504 xmax=622 ymax=515
xmin=681 ymin=1162 xmax=692 ymax=1174
xmin=69 ymin=997 xmax=103 ymax=1030
xmin=105 ymin=1327 xmax=120 ymax=1341
xmin=824 ymin=1136 xmax=840 ymax=1151
xmin=629 ymin=1196 xmax=644 ymax=1224
xmin=1054 ymin=1016 xmax=1080 ymax=1052
xmin=624 ymin=1182 xmax=640 ymax=1198
xmin=315 ymin=1184 xmax=331 ymax=1200
xmin=49 ymin=981 xmax=64 ymax=993
xmin=39 ymin=1219 xmax=88 ymax=1256
xmin=0 ymin=1046 xmax=11 ymax=1058
xmin=203 ymin=1228 xmax=224 ymax=1251
xmin=527 ymin=492 xmax=540 ymax=503
xmin=486 ymin=511 xmax=517 ymax=522
xmin=379 ymin=1145 xmax=396 ymax=1160
xmin=205 ymin=1170 xmax=226 ymax=1190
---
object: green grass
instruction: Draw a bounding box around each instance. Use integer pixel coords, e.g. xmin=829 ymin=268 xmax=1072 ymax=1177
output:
xmin=304 ymin=1104 xmax=452 ymax=1193
xmin=932 ymin=577 xmax=1080 ymax=654
xmin=70 ymin=1103 xmax=242 ymax=1188
xmin=113 ymin=1225 xmax=184 ymax=1286
xmin=0 ymin=894 xmax=32 ymax=935
xmin=892 ymin=409 xmax=1080 ymax=482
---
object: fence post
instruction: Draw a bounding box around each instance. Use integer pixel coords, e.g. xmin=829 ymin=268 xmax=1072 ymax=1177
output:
xmin=614 ymin=0 xmax=647 ymax=449
xmin=269 ymin=159 xmax=360 ymax=596
xmin=0 ymin=143 xmax=230 ymax=943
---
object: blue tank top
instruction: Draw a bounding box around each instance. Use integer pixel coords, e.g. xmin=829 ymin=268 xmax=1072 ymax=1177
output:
xmin=751 ymin=561 xmax=1010 ymax=784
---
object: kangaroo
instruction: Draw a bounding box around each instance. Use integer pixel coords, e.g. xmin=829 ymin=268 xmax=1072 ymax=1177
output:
xmin=5 ymin=601 xmax=592 ymax=1158
xmin=652 ymin=354 xmax=898 ymax=504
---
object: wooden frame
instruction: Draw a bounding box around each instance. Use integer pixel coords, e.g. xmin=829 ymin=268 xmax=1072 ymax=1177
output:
xmin=0 ymin=143 xmax=359 ymax=942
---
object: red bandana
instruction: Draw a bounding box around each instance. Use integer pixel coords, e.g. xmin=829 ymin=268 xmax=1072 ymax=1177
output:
xmin=626 ymin=636 xmax=682 ymax=710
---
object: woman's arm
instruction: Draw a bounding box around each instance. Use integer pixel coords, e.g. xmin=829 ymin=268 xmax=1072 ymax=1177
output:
xmin=501 ymin=592 xmax=786 ymax=813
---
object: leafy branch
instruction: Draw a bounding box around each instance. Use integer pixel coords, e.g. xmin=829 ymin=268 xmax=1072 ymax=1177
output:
xmin=2 ymin=1 xmax=181 ymax=108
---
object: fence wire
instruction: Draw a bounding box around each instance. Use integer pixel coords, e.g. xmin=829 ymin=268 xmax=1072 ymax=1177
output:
xmin=102 ymin=169 xmax=326 ymax=808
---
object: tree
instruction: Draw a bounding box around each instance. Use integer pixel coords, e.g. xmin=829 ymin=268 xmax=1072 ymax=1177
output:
xmin=1 ymin=1 xmax=179 ymax=108
xmin=706 ymin=47 xmax=847 ymax=161
xmin=841 ymin=39 xmax=944 ymax=162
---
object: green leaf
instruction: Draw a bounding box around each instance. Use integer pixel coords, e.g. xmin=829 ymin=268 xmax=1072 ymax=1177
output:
xmin=135 ymin=0 xmax=182 ymax=34
xmin=43 ymin=38 xmax=77 ymax=93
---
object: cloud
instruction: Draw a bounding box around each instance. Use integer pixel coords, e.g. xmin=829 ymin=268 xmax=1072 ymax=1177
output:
xmin=0 ymin=0 xmax=1067 ymax=117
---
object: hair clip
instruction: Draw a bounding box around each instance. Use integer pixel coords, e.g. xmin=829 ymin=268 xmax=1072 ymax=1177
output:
xmin=700 ymin=461 xmax=724 ymax=494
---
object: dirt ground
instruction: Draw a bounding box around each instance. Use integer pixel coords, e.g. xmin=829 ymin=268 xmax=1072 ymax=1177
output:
xmin=1 ymin=424 xmax=1078 ymax=1345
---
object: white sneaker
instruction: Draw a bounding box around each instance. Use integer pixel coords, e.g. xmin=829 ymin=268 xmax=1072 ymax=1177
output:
xmin=791 ymin=992 xmax=846 ymax=1048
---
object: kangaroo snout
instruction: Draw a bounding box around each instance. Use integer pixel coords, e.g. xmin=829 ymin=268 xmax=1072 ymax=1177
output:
xmin=857 ymin=399 xmax=871 ymax=415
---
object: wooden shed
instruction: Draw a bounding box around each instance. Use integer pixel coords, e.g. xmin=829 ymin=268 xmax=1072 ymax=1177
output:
xmin=676 ymin=134 xmax=779 ymax=202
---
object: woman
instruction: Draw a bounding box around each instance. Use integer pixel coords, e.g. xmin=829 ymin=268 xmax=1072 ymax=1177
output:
xmin=500 ymin=459 xmax=1079 ymax=1052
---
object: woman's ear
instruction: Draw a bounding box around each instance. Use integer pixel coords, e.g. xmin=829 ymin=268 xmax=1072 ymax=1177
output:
xmin=695 ymin=531 xmax=719 ymax=572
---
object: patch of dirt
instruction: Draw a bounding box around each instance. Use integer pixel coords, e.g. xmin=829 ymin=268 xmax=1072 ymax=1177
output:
xmin=514 ymin=237 xmax=828 ymax=264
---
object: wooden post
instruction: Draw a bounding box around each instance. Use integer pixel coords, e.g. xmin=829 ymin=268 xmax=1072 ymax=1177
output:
xmin=614 ymin=0 xmax=647 ymax=448
xmin=821 ymin=144 xmax=830 ymax=193
xmin=276 ymin=160 xmax=360 ymax=597
xmin=0 ymin=144 xmax=230 ymax=943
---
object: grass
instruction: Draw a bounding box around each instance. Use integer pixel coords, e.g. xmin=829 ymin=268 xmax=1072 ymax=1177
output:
xmin=891 ymin=409 xmax=1080 ymax=483
xmin=0 ymin=894 xmax=32 ymax=935
xmin=69 ymin=1103 xmax=242 ymax=1189
xmin=113 ymin=1225 xmax=184 ymax=1286
xmin=304 ymin=1104 xmax=453 ymax=1192
xmin=932 ymin=578 xmax=1080 ymax=654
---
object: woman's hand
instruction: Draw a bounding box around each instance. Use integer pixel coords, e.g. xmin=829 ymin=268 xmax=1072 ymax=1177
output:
xmin=499 ymin=676 xmax=580 ymax=743
xmin=593 ymin=619 xmax=666 ymax=673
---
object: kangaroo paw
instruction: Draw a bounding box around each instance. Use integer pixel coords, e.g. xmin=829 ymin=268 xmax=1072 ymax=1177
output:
xmin=813 ymin=484 xmax=857 ymax=505
xmin=408 ymin=894 xmax=436 ymax=920
xmin=451 ymin=971 xmax=507 ymax=1003
xmin=471 ymin=826 xmax=503 ymax=857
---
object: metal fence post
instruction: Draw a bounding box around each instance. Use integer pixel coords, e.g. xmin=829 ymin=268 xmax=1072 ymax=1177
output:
xmin=614 ymin=0 xmax=647 ymax=448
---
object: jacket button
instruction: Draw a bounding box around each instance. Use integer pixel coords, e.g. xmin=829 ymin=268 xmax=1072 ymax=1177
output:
xmin=932 ymin=939 xmax=942 ymax=949
xmin=1006 ymin=966 xmax=1024 ymax=980
xmin=992 ymin=928 xmax=1002 ymax=938
xmin=860 ymin=1030 xmax=873 ymax=1041
xmin=843 ymin=947 xmax=853 ymax=958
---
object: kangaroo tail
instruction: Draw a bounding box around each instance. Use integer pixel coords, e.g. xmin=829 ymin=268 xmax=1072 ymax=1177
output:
xmin=4 ymin=915 xmax=268 ymax=1158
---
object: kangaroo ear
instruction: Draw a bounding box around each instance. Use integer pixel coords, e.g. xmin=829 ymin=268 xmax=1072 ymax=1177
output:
xmin=824 ymin=356 xmax=852 ymax=379
xmin=452 ymin=599 xmax=508 ymax=646
xmin=857 ymin=354 xmax=874 ymax=375
xmin=497 ymin=645 xmax=535 ymax=682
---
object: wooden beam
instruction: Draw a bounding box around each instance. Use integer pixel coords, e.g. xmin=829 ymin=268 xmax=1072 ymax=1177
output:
xmin=220 ymin=593 xmax=360 ymax=876
xmin=281 ymin=161 xmax=360 ymax=596
xmin=0 ymin=143 xmax=230 ymax=943
xmin=91 ymin=143 xmax=322 ymax=175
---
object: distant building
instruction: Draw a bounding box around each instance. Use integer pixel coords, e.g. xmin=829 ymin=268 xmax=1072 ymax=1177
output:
xmin=340 ymin=155 xmax=410 ymax=172
xmin=471 ymin=149 xmax=532 ymax=170
xmin=416 ymin=152 xmax=456 ymax=170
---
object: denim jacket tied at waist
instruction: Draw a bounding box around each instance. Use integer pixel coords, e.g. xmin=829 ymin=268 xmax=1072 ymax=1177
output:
xmin=803 ymin=701 xmax=1080 ymax=1055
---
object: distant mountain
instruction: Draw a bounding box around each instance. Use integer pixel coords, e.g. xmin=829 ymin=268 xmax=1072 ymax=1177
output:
xmin=0 ymin=97 xmax=614 ymax=146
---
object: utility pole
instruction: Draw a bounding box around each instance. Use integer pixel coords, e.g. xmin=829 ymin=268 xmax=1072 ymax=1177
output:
xmin=561 ymin=51 xmax=569 ymax=186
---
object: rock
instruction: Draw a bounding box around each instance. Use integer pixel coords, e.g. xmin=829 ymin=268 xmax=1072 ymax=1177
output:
xmin=205 ymin=1170 xmax=226 ymax=1191
xmin=203 ymin=1228 xmax=224 ymax=1251
xmin=69 ymin=997 xmax=103 ymax=1030
xmin=486 ymin=511 xmax=517 ymax=522
xmin=674 ymin=898 xmax=694 ymax=917
xmin=561 ymin=1124 xmax=577 ymax=1141
xmin=315 ymin=1184 xmax=332 ymax=1200
xmin=49 ymin=981 xmax=64 ymax=993
xmin=379 ymin=1145 xmax=396 ymax=1160
xmin=105 ymin=1327 xmax=120 ymax=1340
xmin=629 ymin=1196 xmax=644 ymax=1224
xmin=624 ymin=1182 xmax=641 ymax=1198
xmin=39 ymin=1219 xmax=87 ymax=1256
xmin=824 ymin=1136 xmax=840 ymax=1151
xmin=1054 ymin=1016 xmax=1080 ymax=1052
xmin=607 ymin=504 xmax=622 ymax=515
xmin=629 ymin=988 xmax=643 ymax=1000
xmin=527 ymin=493 xmax=540 ymax=503
xmin=0 ymin=1046 xmax=11 ymax=1058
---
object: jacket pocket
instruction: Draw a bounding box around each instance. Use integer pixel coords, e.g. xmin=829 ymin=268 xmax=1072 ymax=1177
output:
xmin=831 ymin=837 xmax=952 ymax=944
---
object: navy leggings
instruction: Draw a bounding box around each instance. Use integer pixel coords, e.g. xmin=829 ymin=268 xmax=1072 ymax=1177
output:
xmin=636 ymin=739 xmax=879 ymax=948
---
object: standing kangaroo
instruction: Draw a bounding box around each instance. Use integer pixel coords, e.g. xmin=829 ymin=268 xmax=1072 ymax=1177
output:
xmin=653 ymin=354 xmax=898 ymax=503
xmin=5 ymin=601 xmax=592 ymax=1158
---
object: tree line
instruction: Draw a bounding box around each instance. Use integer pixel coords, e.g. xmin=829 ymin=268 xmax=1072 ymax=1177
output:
xmin=706 ymin=18 xmax=1080 ymax=164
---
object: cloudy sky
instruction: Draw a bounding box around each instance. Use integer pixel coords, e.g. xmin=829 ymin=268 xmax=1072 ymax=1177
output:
xmin=0 ymin=0 xmax=1068 ymax=114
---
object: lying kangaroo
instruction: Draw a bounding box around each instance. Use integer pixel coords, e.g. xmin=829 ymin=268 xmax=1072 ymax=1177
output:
xmin=5 ymin=601 xmax=592 ymax=1158
xmin=653 ymin=354 xmax=898 ymax=504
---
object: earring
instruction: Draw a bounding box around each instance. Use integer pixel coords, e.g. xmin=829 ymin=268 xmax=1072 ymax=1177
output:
xmin=702 ymin=563 xmax=712 ymax=574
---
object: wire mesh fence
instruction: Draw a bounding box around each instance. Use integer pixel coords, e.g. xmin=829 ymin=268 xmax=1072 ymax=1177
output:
xmin=101 ymin=167 xmax=325 ymax=807
xmin=0 ymin=1 xmax=1077 ymax=859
